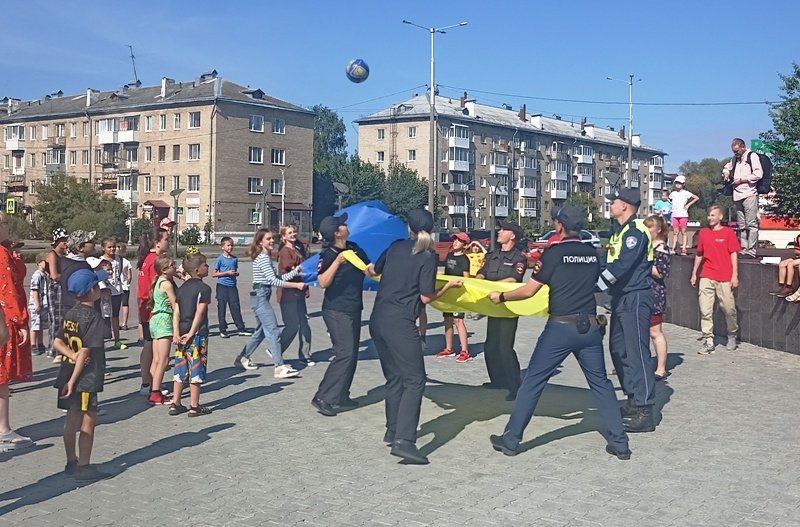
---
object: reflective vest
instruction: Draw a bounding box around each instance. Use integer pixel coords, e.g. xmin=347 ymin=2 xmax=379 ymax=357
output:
xmin=606 ymin=219 xmax=653 ymax=263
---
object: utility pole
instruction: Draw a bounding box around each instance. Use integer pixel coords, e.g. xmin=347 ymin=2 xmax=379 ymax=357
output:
xmin=607 ymin=74 xmax=641 ymax=183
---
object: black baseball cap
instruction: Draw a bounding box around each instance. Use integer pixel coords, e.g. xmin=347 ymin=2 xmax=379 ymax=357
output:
xmin=551 ymin=206 xmax=585 ymax=232
xmin=407 ymin=209 xmax=434 ymax=234
xmin=605 ymin=187 xmax=641 ymax=207
xmin=319 ymin=212 xmax=348 ymax=242
xmin=497 ymin=219 xmax=524 ymax=241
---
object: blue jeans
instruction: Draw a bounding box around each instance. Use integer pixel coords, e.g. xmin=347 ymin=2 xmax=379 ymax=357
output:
xmin=241 ymin=288 xmax=283 ymax=366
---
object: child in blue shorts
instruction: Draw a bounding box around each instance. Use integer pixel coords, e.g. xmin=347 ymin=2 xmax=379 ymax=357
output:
xmin=170 ymin=250 xmax=213 ymax=417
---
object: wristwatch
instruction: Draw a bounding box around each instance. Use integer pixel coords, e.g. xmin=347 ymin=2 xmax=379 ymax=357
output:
xmin=499 ymin=292 xmax=506 ymax=302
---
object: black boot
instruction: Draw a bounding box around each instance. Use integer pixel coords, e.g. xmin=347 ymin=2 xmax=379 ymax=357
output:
xmin=619 ymin=398 xmax=637 ymax=418
xmin=623 ymin=405 xmax=655 ymax=433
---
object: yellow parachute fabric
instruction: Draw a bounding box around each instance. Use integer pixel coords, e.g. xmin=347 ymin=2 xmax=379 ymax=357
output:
xmin=340 ymin=250 xmax=549 ymax=318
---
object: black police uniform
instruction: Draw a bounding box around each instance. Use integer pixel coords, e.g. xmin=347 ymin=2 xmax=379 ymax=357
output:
xmin=597 ymin=215 xmax=655 ymax=416
xmin=495 ymin=239 xmax=629 ymax=454
xmin=478 ymin=246 xmax=527 ymax=398
xmin=314 ymin=241 xmax=370 ymax=407
xmin=443 ymin=251 xmax=470 ymax=319
xmin=369 ymin=239 xmax=437 ymax=443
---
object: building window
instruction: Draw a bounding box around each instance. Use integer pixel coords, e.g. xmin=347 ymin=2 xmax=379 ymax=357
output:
xmin=158 ymin=145 xmax=166 ymax=162
xmin=70 ymin=122 xmax=77 ymax=138
xmin=248 ymin=147 xmax=264 ymax=164
xmin=29 ymin=180 xmax=36 ymax=195
xmin=69 ymin=150 xmax=77 ymax=166
xmin=30 ymin=126 xmax=37 ymax=140
xmin=159 ymin=114 xmax=167 ymax=130
xmin=126 ymin=147 xmax=138 ymax=163
xmin=408 ymin=126 xmax=417 ymax=138
xmin=41 ymin=125 xmax=49 ymax=140
xmin=247 ymin=177 xmax=263 ymax=194
xmin=272 ymin=119 xmax=285 ymax=134
xmin=173 ymin=176 xmax=180 ymax=191
xmin=144 ymin=176 xmax=152 ymax=192
xmin=145 ymin=146 xmax=152 ymax=162
xmin=42 ymin=153 xmax=47 ymax=166
xmin=271 ymin=148 xmax=285 ymax=165
xmin=248 ymin=209 xmax=261 ymax=225
xmin=56 ymin=123 xmax=66 ymax=137
xmin=173 ymin=144 xmax=181 ymax=161
xmin=271 ymin=178 xmax=283 ymax=195
xmin=47 ymin=149 xmax=65 ymax=164
xmin=480 ymin=154 xmax=487 ymax=166
xmin=188 ymin=111 xmax=201 ymax=129
xmin=249 ymin=115 xmax=264 ymax=132
xmin=376 ymin=151 xmax=385 ymax=163
xmin=188 ymin=175 xmax=199 ymax=192
xmin=377 ymin=128 xmax=385 ymax=140
xmin=186 ymin=207 xmax=199 ymax=224
xmin=157 ymin=176 xmax=165 ymax=192
xmin=188 ymin=144 xmax=200 ymax=161
xmin=94 ymin=149 xmax=101 ymax=165
xmin=440 ymin=172 xmax=449 ymax=184
xmin=173 ymin=113 xmax=181 ymax=130
xmin=29 ymin=153 xmax=35 ymax=168
xmin=3 ymin=155 xmax=8 ymax=169
xmin=408 ymin=149 xmax=416 ymax=162
xmin=145 ymin=116 xmax=152 ymax=132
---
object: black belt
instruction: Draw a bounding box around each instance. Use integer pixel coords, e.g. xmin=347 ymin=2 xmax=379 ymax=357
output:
xmin=252 ymin=283 xmax=271 ymax=290
xmin=549 ymin=314 xmax=599 ymax=326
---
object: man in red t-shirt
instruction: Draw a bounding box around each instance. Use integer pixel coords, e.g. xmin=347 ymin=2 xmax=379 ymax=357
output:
xmin=690 ymin=205 xmax=741 ymax=354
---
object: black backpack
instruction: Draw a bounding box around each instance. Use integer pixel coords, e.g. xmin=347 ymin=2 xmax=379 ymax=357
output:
xmin=731 ymin=152 xmax=773 ymax=194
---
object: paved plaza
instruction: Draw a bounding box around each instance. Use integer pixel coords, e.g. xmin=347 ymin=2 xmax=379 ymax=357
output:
xmin=2 ymin=262 xmax=800 ymax=526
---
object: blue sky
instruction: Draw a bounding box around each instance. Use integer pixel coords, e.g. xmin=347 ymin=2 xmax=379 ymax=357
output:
xmin=1 ymin=0 xmax=796 ymax=172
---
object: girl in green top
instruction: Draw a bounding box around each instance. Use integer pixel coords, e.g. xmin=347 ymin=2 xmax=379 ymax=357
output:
xmin=147 ymin=254 xmax=180 ymax=405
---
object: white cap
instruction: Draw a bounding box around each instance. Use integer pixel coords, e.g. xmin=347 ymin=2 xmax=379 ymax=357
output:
xmin=674 ymin=175 xmax=686 ymax=184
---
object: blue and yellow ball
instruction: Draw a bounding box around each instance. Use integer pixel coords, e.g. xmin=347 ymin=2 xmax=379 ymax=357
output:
xmin=345 ymin=59 xmax=370 ymax=83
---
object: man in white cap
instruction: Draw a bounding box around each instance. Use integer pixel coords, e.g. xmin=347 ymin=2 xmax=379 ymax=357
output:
xmin=668 ymin=175 xmax=699 ymax=255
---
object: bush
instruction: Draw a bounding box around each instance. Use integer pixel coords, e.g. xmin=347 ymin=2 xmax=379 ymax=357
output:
xmin=130 ymin=218 xmax=153 ymax=245
xmin=203 ymin=222 xmax=214 ymax=244
xmin=178 ymin=226 xmax=201 ymax=246
xmin=7 ymin=215 xmax=33 ymax=240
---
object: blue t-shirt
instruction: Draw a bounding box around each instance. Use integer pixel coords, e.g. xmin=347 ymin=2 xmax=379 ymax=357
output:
xmin=654 ymin=199 xmax=672 ymax=220
xmin=214 ymin=254 xmax=238 ymax=287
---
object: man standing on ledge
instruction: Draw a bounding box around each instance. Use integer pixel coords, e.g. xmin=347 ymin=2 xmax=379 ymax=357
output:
xmin=597 ymin=188 xmax=656 ymax=433
xmin=723 ymin=138 xmax=763 ymax=259
xmin=476 ymin=220 xmax=528 ymax=401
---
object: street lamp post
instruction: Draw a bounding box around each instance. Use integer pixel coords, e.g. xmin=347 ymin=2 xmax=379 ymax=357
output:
xmin=487 ymin=175 xmax=500 ymax=250
xmin=278 ymin=164 xmax=291 ymax=226
xmin=402 ymin=19 xmax=468 ymax=220
xmin=607 ymin=74 xmax=641 ymax=183
xmin=170 ymin=188 xmax=184 ymax=256
xmin=332 ymin=181 xmax=350 ymax=211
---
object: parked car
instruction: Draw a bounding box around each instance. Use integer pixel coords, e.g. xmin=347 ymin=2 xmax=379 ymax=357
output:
xmin=525 ymin=229 xmax=602 ymax=265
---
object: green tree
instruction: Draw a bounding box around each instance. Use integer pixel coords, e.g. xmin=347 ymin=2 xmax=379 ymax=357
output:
xmin=564 ymin=193 xmax=610 ymax=230
xmin=506 ymin=212 xmax=537 ymax=239
xmin=311 ymin=105 xmax=348 ymax=227
xmin=762 ymin=63 xmax=800 ymax=219
xmin=338 ymin=156 xmax=385 ymax=206
xmin=382 ymin=163 xmax=428 ymax=219
xmin=678 ymin=158 xmax=734 ymax=221
xmin=35 ymin=176 xmax=128 ymax=241
xmin=179 ymin=226 xmax=202 ymax=245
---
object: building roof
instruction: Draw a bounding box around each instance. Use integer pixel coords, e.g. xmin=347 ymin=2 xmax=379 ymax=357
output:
xmin=0 ymin=74 xmax=312 ymax=122
xmin=356 ymin=94 xmax=665 ymax=155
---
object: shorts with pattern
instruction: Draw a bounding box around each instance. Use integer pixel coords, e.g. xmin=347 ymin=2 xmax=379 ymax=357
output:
xmin=29 ymin=307 xmax=50 ymax=331
xmin=173 ymin=334 xmax=208 ymax=385
xmin=443 ymin=312 xmax=465 ymax=320
xmin=149 ymin=312 xmax=174 ymax=339
xmin=57 ymin=390 xmax=98 ymax=413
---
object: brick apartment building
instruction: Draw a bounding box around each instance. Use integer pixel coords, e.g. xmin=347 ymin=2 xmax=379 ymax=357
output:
xmin=357 ymin=93 xmax=668 ymax=231
xmin=0 ymin=71 xmax=314 ymax=242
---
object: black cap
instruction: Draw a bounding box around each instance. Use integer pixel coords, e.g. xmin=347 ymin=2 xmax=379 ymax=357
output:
xmin=551 ymin=205 xmax=585 ymax=232
xmin=605 ymin=187 xmax=641 ymax=207
xmin=407 ymin=209 xmax=434 ymax=234
xmin=319 ymin=212 xmax=348 ymax=242
xmin=497 ymin=219 xmax=524 ymax=241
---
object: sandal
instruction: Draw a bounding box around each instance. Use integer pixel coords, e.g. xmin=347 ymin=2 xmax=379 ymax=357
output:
xmin=0 ymin=430 xmax=33 ymax=450
xmin=654 ymin=371 xmax=670 ymax=381
xmin=786 ymin=291 xmax=800 ymax=303
xmin=187 ymin=406 xmax=212 ymax=417
xmin=168 ymin=403 xmax=188 ymax=416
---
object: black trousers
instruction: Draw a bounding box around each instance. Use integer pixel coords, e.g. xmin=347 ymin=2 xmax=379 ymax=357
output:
xmin=216 ymin=284 xmax=245 ymax=333
xmin=484 ymin=316 xmax=521 ymax=394
xmin=370 ymin=313 xmax=426 ymax=443
xmin=609 ymin=289 xmax=655 ymax=407
xmin=279 ymin=299 xmax=311 ymax=359
xmin=315 ymin=309 xmax=361 ymax=405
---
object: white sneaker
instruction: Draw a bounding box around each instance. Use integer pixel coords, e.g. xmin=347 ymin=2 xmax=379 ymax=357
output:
xmin=239 ymin=356 xmax=258 ymax=370
xmin=274 ymin=365 xmax=300 ymax=379
xmin=698 ymin=338 xmax=716 ymax=355
xmin=726 ymin=337 xmax=738 ymax=351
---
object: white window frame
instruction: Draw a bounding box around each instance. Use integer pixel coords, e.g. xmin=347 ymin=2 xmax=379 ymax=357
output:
xmin=145 ymin=146 xmax=152 ymax=162
xmin=408 ymin=126 xmax=417 ymax=138
xmin=188 ymin=111 xmax=201 ymax=129
xmin=145 ymin=116 xmax=153 ymax=132
xmin=173 ymin=175 xmax=180 ymax=191
xmin=376 ymin=151 xmax=385 ymax=163
xmin=144 ymin=176 xmax=152 ymax=192
xmin=188 ymin=175 xmax=200 ymax=193
xmin=188 ymin=143 xmax=200 ymax=161
xmin=70 ymin=122 xmax=77 ymax=138
xmin=249 ymin=115 xmax=264 ymax=132
xmin=173 ymin=113 xmax=181 ymax=130
xmin=377 ymin=128 xmax=385 ymax=140
xmin=69 ymin=150 xmax=77 ymax=166
xmin=186 ymin=207 xmax=200 ymax=225
xmin=247 ymin=177 xmax=263 ymax=194
xmin=30 ymin=125 xmax=37 ymax=141
xmin=248 ymin=147 xmax=264 ymax=164
xmin=272 ymin=119 xmax=285 ymax=134
xmin=271 ymin=148 xmax=285 ymax=165
xmin=408 ymin=149 xmax=416 ymax=162
xmin=271 ymin=178 xmax=283 ymax=195
xmin=157 ymin=176 xmax=166 ymax=192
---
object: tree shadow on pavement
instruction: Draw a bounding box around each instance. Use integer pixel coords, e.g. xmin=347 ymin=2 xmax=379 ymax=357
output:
xmin=0 ymin=423 xmax=234 ymax=516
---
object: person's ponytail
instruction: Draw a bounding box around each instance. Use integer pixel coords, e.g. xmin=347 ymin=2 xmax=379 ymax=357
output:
xmin=412 ymin=229 xmax=434 ymax=255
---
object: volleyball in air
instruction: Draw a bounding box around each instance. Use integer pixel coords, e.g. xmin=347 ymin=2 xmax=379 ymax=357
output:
xmin=345 ymin=59 xmax=370 ymax=83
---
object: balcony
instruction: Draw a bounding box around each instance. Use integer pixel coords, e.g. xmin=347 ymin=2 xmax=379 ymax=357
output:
xmin=118 ymin=130 xmax=139 ymax=143
xmin=650 ymin=178 xmax=663 ymax=191
xmin=450 ymin=182 xmax=468 ymax=192
xmin=489 ymin=164 xmax=508 ymax=175
xmin=7 ymin=173 xmax=25 ymax=184
xmin=548 ymin=150 xmax=568 ymax=160
xmin=574 ymin=172 xmax=593 ymax=184
xmin=448 ymin=159 xmax=469 ymax=172
xmin=11 ymin=166 xmax=25 ymax=177
xmin=630 ymin=177 xmax=640 ymax=188
xmin=519 ymin=165 xmax=538 ymax=177
xmin=550 ymin=188 xmax=567 ymax=200
xmin=649 ymin=163 xmax=663 ymax=174
xmin=98 ymin=130 xmax=118 ymax=145
xmin=549 ymin=167 xmax=569 ymax=181
xmin=627 ymin=160 xmax=641 ymax=171
xmin=494 ymin=206 xmax=509 ymax=217
xmin=574 ymin=153 xmax=593 ymax=165
xmin=48 ymin=136 xmax=66 ymax=149
xmin=448 ymin=136 xmax=469 ymax=149
xmin=519 ymin=208 xmax=538 ymax=218
xmin=45 ymin=162 xmax=65 ymax=175
xmin=4 ymin=138 xmax=24 ymax=151
xmin=518 ymin=187 xmax=538 ymax=198
xmin=448 ymin=205 xmax=467 ymax=215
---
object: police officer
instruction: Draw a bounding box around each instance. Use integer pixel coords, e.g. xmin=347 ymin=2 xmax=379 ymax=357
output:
xmin=367 ymin=209 xmax=462 ymax=465
xmin=486 ymin=206 xmax=631 ymax=459
xmin=477 ymin=220 xmax=528 ymax=401
xmin=311 ymin=213 xmax=371 ymax=417
xmin=597 ymin=187 xmax=656 ymax=433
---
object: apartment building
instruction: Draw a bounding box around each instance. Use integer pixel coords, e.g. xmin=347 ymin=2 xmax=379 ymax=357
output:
xmin=0 ymin=71 xmax=314 ymax=242
xmin=357 ymin=93 xmax=667 ymax=231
